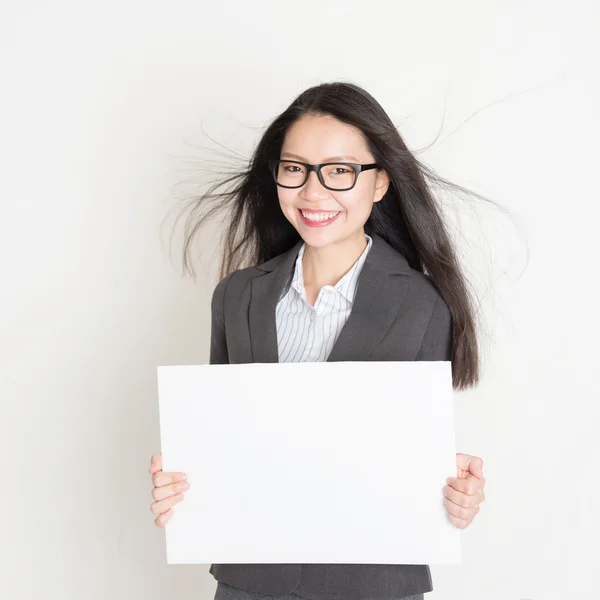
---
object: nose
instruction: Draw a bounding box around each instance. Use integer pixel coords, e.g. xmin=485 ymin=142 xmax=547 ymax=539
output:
xmin=301 ymin=169 xmax=329 ymax=201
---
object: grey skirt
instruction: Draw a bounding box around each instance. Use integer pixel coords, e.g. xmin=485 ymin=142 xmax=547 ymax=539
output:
xmin=214 ymin=581 xmax=425 ymax=600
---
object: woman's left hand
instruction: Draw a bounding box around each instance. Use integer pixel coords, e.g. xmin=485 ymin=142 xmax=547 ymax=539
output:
xmin=443 ymin=453 xmax=486 ymax=529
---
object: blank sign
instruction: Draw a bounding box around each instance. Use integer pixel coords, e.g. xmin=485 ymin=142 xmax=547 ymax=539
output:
xmin=157 ymin=361 xmax=461 ymax=565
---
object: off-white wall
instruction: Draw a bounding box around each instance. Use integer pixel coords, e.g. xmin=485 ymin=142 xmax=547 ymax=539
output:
xmin=1 ymin=2 xmax=598 ymax=599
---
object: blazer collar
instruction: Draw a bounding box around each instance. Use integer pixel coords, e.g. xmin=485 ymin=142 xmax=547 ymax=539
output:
xmin=248 ymin=234 xmax=414 ymax=363
xmin=255 ymin=233 xmax=412 ymax=277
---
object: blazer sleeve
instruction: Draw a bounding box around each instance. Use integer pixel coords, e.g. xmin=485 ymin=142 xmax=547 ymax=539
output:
xmin=209 ymin=273 xmax=233 ymax=365
xmin=414 ymin=294 xmax=452 ymax=361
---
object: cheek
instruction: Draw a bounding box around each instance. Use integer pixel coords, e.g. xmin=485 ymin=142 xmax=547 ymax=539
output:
xmin=335 ymin=192 xmax=375 ymax=221
xmin=278 ymin=191 xmax=296 ymax=216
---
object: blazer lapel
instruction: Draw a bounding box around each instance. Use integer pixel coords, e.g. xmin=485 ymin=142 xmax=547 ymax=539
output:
xmin=248 ymin=241 xmax=302 ymax=363
xmin=326 ymin=263 xmax=409 ymax=362
xmin=247 ymin=233 xmax=413 ymax=363
xmin=327 ymin=234 xmax=413 ymax=362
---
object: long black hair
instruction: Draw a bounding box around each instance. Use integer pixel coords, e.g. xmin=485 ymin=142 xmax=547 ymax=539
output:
xmin=176 ymin=81 xmax=500 ymax=390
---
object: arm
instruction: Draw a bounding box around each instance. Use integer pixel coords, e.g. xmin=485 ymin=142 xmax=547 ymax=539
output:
xmin=419 ymin=294 xmax=486 ymax=528
xmin=209 ymin=273 xmax=233 ymax=365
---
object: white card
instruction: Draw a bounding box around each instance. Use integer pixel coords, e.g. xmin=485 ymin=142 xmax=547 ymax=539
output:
xmin=157 ymin=361 xmax=461 ymax=565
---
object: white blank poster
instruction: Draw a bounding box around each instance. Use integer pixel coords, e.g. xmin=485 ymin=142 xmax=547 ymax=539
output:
xmin=157 ymin=361 xmax=460 ymax=565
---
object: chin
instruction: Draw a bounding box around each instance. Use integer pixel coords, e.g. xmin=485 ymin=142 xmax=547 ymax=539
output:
xmin=297 ymin=228 xmax=342 ymax=249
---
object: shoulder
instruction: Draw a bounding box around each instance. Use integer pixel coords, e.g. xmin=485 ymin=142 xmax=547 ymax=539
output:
xmin=406 ymin=270 xmax=452 ymax=340
xmin=378 ymin=240 xmax=451 ymax=336
xmin=213 ymin=265 xmax=263 ymax=295
xmin=370 ymin=234 xmax=449 ymax=316
xmin=211 ymin=242 xmax=302 ymax=310
xmin=211 ymin=265 xmax=263 ymax=313
xmin=410 ymin=270 xmax=449 ymax=313
xmin=405 ymin=271 xmax=452 ymax=361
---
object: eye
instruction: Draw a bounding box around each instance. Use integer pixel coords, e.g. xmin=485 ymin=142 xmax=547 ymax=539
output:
xmin=332 ymin=167 xmax=351 ymax=175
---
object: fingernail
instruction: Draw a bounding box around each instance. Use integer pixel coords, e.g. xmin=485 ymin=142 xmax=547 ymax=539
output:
xmin=177 ymin=482 xmax=190 ymax=491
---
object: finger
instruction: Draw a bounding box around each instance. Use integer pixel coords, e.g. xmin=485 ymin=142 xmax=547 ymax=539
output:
xmin=444 ymin=496 xmax=477 ymax=522
xmin=446 ymin=476 xmax=484 ymax=496
xmin=152 ymin=479 xmax=190 ymax=502
xmin=448 ymin=513 xmax=470 ymax=530
xmin=149 ymin=453 xmax=163 ymax=475
xmin=443 ymin=484 xmax=480 ymax=509
xmin=150 ymin=491 xmax=185 ymax=516
xmin=154 ymin=507 xmax=174 ymax=528
xmin=152 ymin=470 xmax=187 ymax=488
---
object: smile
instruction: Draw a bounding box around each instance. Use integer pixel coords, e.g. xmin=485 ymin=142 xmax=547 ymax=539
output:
xmin=299 ymin=209 xmax=341 ymax=226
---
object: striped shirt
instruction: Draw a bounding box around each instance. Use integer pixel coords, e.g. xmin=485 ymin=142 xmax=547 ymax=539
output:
xmin=275 ymin=235 xmax=373 ymax=362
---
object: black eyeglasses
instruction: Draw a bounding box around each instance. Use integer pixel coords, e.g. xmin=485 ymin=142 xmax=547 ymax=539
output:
xmin=268 ymin=159 xmax=379 ymax=191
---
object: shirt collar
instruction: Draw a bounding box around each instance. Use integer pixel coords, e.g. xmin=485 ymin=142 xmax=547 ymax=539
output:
xmin=290 ymin=234 xmax=373 ymax=304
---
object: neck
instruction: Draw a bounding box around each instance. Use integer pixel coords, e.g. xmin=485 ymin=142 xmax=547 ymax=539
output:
xmin=302 ymin=231 xmax=368 ymax=289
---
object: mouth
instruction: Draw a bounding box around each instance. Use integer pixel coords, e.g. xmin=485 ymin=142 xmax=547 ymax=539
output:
xmin=298 ymin=209 xmax=341 ymax=227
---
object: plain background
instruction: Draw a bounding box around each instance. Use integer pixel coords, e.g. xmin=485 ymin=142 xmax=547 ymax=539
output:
xmin=1 ymin=2 xmax=598 ymax=599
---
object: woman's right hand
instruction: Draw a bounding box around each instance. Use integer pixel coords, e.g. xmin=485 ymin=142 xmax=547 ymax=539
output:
xmin=149 ymin=452 xmax=190 ymax=527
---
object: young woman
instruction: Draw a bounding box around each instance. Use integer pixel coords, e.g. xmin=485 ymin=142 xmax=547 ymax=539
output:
xmin=149 ymin=82 xmax=487 ymax=600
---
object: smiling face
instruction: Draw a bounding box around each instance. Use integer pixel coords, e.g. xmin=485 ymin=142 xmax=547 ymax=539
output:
xmin=276 ymin=114 xmax=389 ymax=250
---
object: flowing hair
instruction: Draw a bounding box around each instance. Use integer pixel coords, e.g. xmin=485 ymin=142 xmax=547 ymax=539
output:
xmin=174 ymin=81 xmax=508 ymax=390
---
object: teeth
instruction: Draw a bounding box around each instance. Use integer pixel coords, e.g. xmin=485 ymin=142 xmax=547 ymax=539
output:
xmin=301 ymin=210 xmax=340 ymax=222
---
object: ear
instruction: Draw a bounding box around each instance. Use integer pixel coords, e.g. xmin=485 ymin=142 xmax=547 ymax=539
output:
xmin=373 ymin=169 xmax=390 ymax=203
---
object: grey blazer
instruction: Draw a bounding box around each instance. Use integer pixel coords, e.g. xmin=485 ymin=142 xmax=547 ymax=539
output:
xmin=207 ymin=233 xmax=452 ymax=600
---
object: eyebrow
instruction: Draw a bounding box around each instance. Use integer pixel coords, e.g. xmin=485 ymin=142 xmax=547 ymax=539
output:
xmin=280 ymin=152 xmax=361 ymax=163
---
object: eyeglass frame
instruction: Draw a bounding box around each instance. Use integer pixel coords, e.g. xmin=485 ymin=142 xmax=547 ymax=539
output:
xmin=267 ymin=159 xmax=380 ymax=191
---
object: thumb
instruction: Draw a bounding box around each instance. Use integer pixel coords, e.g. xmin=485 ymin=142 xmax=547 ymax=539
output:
xmin=469 ymin=456 xmax=484 ymax=479
xmin=456 ymin=453 xmax=484 ymax=479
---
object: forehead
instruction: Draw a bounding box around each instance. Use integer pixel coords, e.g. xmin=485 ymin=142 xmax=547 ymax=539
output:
xmin=281 ymin=114 xmax=370 ymax=162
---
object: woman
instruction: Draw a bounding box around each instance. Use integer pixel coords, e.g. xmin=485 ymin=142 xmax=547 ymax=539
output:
xmin=149 ymin=81 xmax=487 ymax=600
